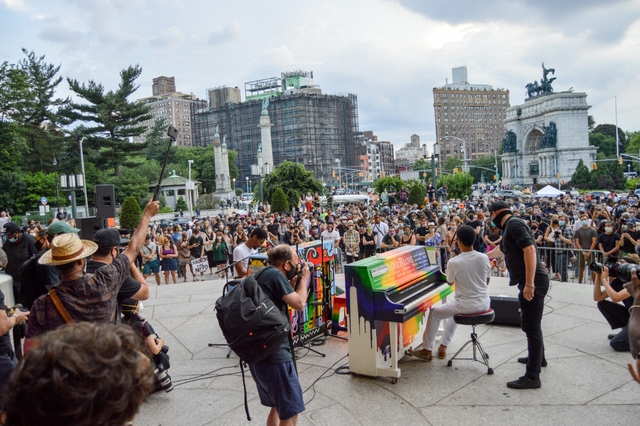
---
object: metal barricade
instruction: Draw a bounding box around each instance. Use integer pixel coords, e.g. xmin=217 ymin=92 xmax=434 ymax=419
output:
xmin=535 ymin=246 xmax=606 ymax=285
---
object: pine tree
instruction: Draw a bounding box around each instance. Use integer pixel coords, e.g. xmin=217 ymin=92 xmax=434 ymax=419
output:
xmin=570 ymin=159 xmax=591 ymax=189
xmin=119 ymin=196 xmax=141 ymax=231
xmin=63 ymin=65 xmax=152 ymax=176
xmin=271 ymin=187 xmax=290 ymax=214
xmin=175 ymin=196 xmax=188 ymax=212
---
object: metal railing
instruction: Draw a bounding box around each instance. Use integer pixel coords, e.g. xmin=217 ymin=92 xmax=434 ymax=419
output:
xmin=535 ymin=246 xmax=606 ymax=285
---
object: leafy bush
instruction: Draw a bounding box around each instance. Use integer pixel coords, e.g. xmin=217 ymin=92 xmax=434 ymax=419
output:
xmin=175 ymin=196 xmax=188 ymax=212
xmin=436 ymin=172 xmax=473 ymax=200
xmin=407 ymin=184 xmax=426 ymax=206
xmin=119 ymin=196 xmax=141 ymax=231
xmin=271 ymin=187 xmax=290 ymax=213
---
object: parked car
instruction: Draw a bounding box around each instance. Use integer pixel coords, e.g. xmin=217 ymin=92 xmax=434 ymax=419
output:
xmin=495 ymin=189 xmax=525 ymax=199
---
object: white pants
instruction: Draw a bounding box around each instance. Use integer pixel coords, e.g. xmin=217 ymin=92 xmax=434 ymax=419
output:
xmin=419 ymin=298 xmax=490 ymax=351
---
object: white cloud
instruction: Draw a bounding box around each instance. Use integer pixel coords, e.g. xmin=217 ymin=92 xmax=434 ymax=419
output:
xmin=207 ymin=20 xmax=240 ymax=45
xmin=0 ymin=0 xmax=25 ymax=10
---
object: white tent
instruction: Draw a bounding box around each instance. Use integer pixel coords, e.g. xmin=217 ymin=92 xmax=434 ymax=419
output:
xmin=536 ymin=185 xmax=564 ymax=197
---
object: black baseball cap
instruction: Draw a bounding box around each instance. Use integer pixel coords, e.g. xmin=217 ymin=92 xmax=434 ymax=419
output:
xmin=93 ymin=228 xmax=129 ymax=247
xmin=2 ymin=222 xmax=20 ymax=235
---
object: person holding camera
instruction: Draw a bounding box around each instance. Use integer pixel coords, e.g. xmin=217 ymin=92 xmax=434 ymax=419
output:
xmin=593 ymin=259 xmax=634 ymax=352
xmin=249 ymin=244 xmax=310 ymax=425
xmin=551 ymin=214 xmax=574 ymax=282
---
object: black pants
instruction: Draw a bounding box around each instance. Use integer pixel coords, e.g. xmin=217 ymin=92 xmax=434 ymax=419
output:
xmin=517 ymin=274 xmax=549 ymax=380
xmin=597 ymin=300 xmax=630 ymax=352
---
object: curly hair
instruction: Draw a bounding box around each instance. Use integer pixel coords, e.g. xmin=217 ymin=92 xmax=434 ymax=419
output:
xmin=2 ymin=323 xmax=154 ymax=426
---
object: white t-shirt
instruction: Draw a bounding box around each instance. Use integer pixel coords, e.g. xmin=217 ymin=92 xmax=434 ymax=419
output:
xmin=321 ymin=229 xmax=341 ymax=242
xmin=233 ymin=243 xmax=256 ymax=277
xmin=446 ymin=250 xmax=491 ymax=306
xmin=372 ymin=221 xmax=389 ymax=248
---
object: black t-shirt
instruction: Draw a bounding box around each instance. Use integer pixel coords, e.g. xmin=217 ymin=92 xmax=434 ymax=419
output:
xmin=500 ymin=217 xmax=547 ymax=286
xmin=621 ymin=230 xmax=640 ymax=253
xmin=415 ymin=226 xmax=429 ymax=246
xmin=467 ymin=220 xmax=483 ymax=251
xmin=3 ymin=234 xmax=37 ymax=283
xmin=20 ymin=250 xmax=60 ymax=309
xmin=267 ymin=223 xmax=279 ymax=236
xmin=189 ymin=235 xmax=204 ymax=258
xmin=86 ymin=260 xmax=141 ymax=322
xmin=381 ymin=233 xmax=401 ymax=249
xmin=598 ymin=232 xmax=620 ymax=255
xmin=254 ymin=267 xmax=295 ymax=364
xmin=0 ymin=290 xmax=13 ymax=356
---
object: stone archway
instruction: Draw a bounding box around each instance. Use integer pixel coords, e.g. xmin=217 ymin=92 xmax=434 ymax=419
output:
xmin=525 ymin=128 xmax=543 ymax=153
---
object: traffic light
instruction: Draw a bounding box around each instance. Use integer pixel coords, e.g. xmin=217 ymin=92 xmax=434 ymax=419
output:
xmin=453 ymin=168 xmax=459 ymax=174
xmin=591 ymin=163 xmax=597 ymax=170
xmin=494 ymin=175 xmax=497 ymax=180
xmin=332 ymin=170 xmax=336 ymax=178
xmin=619 ymin=156 xmax=623 ymax=165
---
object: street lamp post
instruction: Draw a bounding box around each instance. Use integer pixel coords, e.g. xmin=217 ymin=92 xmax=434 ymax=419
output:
xmin=187 ymin=160 xmax=194 ymax=217
xmin=246 ymin=176 xmax=249 ymax=192
xmin=431 ymin=142 xmax=440 ymax=188
xmin=232 ymin=178 xmax=236 ymax=193
xmin=53 ymin=155 xmax=59 ymax=209
xmin=79 ymin=138 xmax=89 ymax=217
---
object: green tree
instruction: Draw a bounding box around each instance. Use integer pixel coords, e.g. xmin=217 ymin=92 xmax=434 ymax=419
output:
xmin=437 ymin=172 xmax=473 ymax=199
xmin=271 ymin=187 xmax=290 ymax=213
xmin=19 ymin=171 xmax=57 ymax=213
xmin=175 ymin=196 xmax=188 ymax=212
xmin=372 ymin=176 xmax=405 ymax=194
xmin=407 ymin=183 xmax=426 ymax=206
xmin=443 ymin=157 xmax=463 ymax=172
xmin=119 ymin=196 xmax=141 ymax=231
xmin=412 ymin=158 xmax=432 ymax=182
xmin=8 ymin=50 xmax=70 ymax=172
xmin=262 ymin=161 xmax=324 ymax=208
xmin=143 ymin=118 xmax=172 ymax=163
xmin=589 ymin=165 xmax=614 ymax=190
xmin=587 ymin=115 xmax=596 ymax=133
xmin=570 ymin=159 xmax=591 ymax=189
xmin=626 ymin=132 xmax=640 ymax=172
xmin=593 ymin=124 xmax=626 ymax=152
xmin=0 ymin=171 xmax=27 ymax=214
xmin=589 ymin=133 xmax=616 ymax=158
xmin=469 ymin=156 xmax=501 ymax=183
xmin=63 ymin=65 xmax=153 ymax=176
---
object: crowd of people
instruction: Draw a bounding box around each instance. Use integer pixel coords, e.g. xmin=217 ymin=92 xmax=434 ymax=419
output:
xmin=1 ymin=184 xmax=640 ymax=424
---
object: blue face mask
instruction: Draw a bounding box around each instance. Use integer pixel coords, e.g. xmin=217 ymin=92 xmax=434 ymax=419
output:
xmin=8 ymin=237 xmax=17 ymax=243
xmin=490 ymin=222 xmax=496 ymax=228
xmin=559 ymin=220 xmax=565 ymax=227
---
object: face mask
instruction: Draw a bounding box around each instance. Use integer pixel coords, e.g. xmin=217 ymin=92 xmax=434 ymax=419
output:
xmin=8 ymin=237 xmax=17 ymax=243
xmin=348 ymin=226 xmax=354 ymax=229
xmin=582 ymin=220 xmax=589 ymax=227
xmin=605 ymin=227 xmax=613 ymax=233
xmin=389 ymin=232 xmax=395 ymax=236
xmin=491 ymin=210 xmax=511 ymax=230
xmin=552 ymin=221 xmax=559 ymax=226
xmin=217 ymin=237 xmax=222 ymax=241
xmin=285 ymin=261 xmax=298 ymax=280
xmin=559 ymin=221 xmax=565 ymax=227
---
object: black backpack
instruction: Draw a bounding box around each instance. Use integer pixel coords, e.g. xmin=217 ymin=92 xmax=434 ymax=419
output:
xmin=215 ymin=267 xmax=291 ymax=365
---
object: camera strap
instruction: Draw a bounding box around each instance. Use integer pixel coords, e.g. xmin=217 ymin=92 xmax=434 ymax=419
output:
xmin=48 ymin=289 xmax=74 ymax=324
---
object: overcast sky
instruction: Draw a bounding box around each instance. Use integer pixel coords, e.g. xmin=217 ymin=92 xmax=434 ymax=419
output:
xmin=2 ymin=0 xmax=639 ymax=150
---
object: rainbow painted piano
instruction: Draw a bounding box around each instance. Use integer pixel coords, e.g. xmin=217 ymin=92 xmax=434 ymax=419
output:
xmin=346 ymin=245 xmax=452 ymax=381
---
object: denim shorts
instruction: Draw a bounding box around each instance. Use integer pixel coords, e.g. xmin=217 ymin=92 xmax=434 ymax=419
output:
xmin=248 ymin=361 xmax=305 ymax=420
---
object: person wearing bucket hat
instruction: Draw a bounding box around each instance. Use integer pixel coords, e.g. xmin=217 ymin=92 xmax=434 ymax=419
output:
xmin=486 ymin=201 xmax=549 ymax=390
xmin=25 ymin=201 xmax=160 ymax=345
xmin=20 ymin=221 xmax=80 ymax=310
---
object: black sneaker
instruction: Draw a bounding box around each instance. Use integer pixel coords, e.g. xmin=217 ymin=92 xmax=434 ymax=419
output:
xmin=507 ymin=376 xmax=541 ymax=389
xmin=517 ymin=357 xmax=548 ymax=367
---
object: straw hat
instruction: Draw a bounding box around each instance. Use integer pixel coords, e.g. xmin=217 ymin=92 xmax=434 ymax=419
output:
xmin=39 ymin=233 xmax=98 ymax=266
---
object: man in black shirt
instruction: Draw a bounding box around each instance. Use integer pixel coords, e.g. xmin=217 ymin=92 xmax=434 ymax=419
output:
xmin=598 ymin=221 xmax=620 ymax=262
xmin=415 ymin=217 xmax=429 ymax=246
xmin=2 ymin=222 xmax=36 ymax=303
xmin=88 ymin=228 xmax=149 ymax=322
xmin=465 ymin=211 xmax=483 ymax=252
xmin=187 ymin=227 xmax=205 ymax=281
xmin=249 ymin=244 xmax=310 ymax=425
xmin=487 ymin=201 xmax=549 ymax=389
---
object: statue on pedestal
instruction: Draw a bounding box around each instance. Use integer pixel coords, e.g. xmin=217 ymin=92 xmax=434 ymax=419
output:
xmin=261 ymin=97 xmax=270 ymax=116
xmin=540 ymin=122 xmax=557 ymax=148
xmin=525 ymin=63 xmax=556 ymax=98
xmin=502 ymin=130 xmax=517 ymax=153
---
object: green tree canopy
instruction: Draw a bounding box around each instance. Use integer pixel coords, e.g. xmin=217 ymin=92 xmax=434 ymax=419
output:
xmin=63 ymin=65 xmax=152 ymax=176
xmin=589 ymin=133 xmax=617 ymax=158
xmin=175 ymin=196 xmax=188 ymax=213
xmin=437 ymin=172 xmax=473 ymax=200
xmin=469 ymin=156 xmax=501 ymax=183
xmin=407 ymin=183 xmax=426 ymax=206
xmin=372 ymin=176 xmax=405 ymax=194
xmin=593 ymin=124 xmax=626 ymax=152
xmin=443 ymin=157 xmax=463 ymax=172
xmin=271 ymin=187 xmax=290 ymax=214
xmin=262 ymin=161 xmax=324 ymax=208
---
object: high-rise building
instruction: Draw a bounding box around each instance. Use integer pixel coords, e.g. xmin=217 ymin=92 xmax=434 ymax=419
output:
xmin=361 ymin=131 xmax=394 ymax=179
xmin=395 ymin=134 xmax=422 ymax=167
xmin=133 ymin=77 xmax=203 ymax=147
xmin=193 ymin=71 xmax=361 ymax=184
xmin=433 ymin=66 xmax=510 ymax=171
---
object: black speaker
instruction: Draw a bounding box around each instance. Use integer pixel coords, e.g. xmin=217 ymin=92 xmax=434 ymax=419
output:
xmin=76 ymin=217 xmax=107 ymax=240
xmin=490 ymin=295 xmax=521 ymax=327
xmin=94 ymin=185 xmax=116 ymax=218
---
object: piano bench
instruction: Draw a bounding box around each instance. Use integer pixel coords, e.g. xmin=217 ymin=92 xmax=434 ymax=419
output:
xmin=453 ymin=309 xmax=495 ymax=326
xmin=447 ymin=309 xmax=495 ymax=375
xmin=331 ymin=294 xmax=348 ymax=335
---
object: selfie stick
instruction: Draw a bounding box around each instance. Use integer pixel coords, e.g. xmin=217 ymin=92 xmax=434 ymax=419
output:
xmin=153 ymin=126 xmax=178 ymax=202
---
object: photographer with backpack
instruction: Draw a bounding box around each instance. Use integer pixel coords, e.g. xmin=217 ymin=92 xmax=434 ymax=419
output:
xmin=249 ymin=244 xmax=311 ymax=425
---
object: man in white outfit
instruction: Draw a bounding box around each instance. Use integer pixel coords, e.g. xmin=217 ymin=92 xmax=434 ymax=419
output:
xmin=408 ymin=225 xmax=491 ymax=361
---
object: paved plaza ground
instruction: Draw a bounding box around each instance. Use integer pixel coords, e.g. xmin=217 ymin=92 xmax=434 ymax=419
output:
xmin=136 ymin=274 xmax=639 ymax=426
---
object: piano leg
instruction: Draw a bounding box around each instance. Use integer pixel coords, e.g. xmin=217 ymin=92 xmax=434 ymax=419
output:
xmin=377 ymin=321 xmax=401 ymax=383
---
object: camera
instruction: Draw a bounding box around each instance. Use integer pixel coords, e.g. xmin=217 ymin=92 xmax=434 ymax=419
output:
xmin=554 ymin=231 xmax=560 ymax=238
xmin=590 ymin=261 xmax=640 ymax=282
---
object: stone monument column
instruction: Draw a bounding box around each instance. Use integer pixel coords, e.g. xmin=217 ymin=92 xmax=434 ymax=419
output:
xmin=221 ymin=136 xmax=231 ymax=192
xmin=259 ymin=97 xmax=274 ymax=172
xmin=213 ymin=127 xmax=223 ymax=191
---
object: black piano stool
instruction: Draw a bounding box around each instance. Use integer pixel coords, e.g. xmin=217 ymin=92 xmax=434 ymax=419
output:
xmin=447 ymin=309 xmax=495 ymax=375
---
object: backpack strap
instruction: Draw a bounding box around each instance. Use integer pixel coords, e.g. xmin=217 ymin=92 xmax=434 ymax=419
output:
xmin=48 ymin=289 xmax=74 ymax=323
